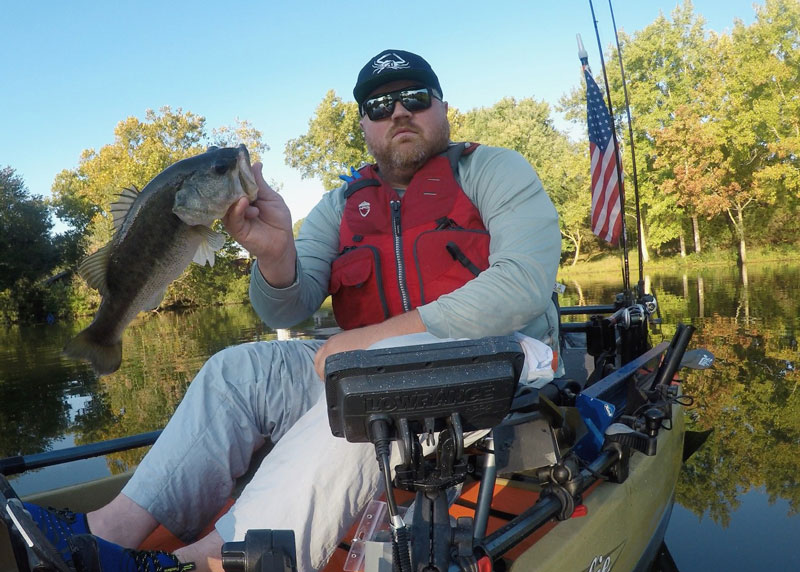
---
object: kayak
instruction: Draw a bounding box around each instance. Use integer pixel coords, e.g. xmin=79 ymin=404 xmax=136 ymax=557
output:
xmin=1 ymin=292 xmax=704 ymax=571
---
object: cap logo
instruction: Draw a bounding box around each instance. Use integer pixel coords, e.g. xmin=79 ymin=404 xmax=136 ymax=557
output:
xmin=359 ymin=201 xmax=371 ymax=217
xmin=372 ymin=53 xmax=410 ymax=75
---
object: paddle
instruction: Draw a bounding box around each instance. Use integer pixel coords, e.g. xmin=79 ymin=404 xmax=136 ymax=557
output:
xmin=0 ymin=430 xmax=162 ymax=476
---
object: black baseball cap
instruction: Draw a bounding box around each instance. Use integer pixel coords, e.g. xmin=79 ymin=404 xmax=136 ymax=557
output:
xmin=353 ymin=49 xmax=442 ymax=105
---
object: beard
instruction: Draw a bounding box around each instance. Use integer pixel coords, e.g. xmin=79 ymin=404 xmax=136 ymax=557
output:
xmin=366 ymin=117 xmax=451 ymax=185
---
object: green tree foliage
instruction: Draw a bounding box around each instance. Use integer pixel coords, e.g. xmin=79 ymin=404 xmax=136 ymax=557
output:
xmin=0 ymin=167 xmax=77 ymax=322
xmin=562 ymin=2 xmax=716 ymax=256
xmin=284 ymin=90 xmax=368 ymax=190
xmin=559 ymin=0 xmax=799 ymax=261
xmin=0 ymin=167 xmax=56 ymax=290
xmin=50 ymin=107 xmax=268 ymax=314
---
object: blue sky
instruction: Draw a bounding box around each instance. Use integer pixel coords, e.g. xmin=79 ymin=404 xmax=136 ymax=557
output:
xmin=2 ymin=1 xmax=759 ymax=225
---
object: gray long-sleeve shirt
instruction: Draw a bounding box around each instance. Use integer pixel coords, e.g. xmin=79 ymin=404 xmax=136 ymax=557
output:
xmin=249 ymin=144 xmax=562 ymax=349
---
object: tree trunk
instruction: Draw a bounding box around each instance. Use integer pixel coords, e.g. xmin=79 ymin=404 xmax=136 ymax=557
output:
xmin=571 ymin=236 xmax=582 ymax=266
xmin=728 ymin=207 xmax=747 ymax=266
xmin=737 ymin=209 xmax=747 ymax=266
xmin=563 ymin=232 xmax=582 ymax=266
xmin=691 ymin=215 xmax=701 ymax=253
xmin=639 ymin=217 xmax=650 ymax=263
xmin=679 ymin=232 xmax=686 ymax=258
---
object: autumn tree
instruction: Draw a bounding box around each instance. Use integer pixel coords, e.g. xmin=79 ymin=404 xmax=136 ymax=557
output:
xmin=653 ymin=105 xmax=740 ymax=252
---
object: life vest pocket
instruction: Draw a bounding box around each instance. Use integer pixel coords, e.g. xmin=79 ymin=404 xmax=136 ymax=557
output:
xmin=413 ymin=229 xmax=490 ymax=304
xmin=329 ymin=246 xmax=390 ymax=330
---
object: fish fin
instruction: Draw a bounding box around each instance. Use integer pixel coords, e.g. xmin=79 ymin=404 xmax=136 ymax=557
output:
xmin=63 ymin=327 xmax=122 ymax=376
xmin=77 ymin=242 xmax=113 ymax=295
xmin=683 ymin=428 xmax=714 ymax=462
xmin=191 ymin=226 xmax=226 ymax=267
xmin=144 ymin=288 xmax=167 ymax=312
xmin=110 ymin=186 xmax=140 ymax=232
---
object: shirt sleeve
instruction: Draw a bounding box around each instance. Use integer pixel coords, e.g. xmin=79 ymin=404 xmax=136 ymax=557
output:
xmin=248 ymin=186 xmax=344 ymax=329
xmin=416 ymin=145 xmax=561 ymax=339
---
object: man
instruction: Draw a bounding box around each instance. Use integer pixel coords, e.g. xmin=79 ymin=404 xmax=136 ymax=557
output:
xmin=21 ymin=49 xmax=561 ymax=571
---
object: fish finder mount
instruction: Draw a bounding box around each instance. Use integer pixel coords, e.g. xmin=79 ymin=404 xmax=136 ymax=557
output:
xmin=325 ymin=337 xmax=524 ymax=572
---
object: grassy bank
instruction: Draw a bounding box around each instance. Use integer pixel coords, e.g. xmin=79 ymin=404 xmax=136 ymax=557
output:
xmin=558 ymin=244 xmax=799 ymax=279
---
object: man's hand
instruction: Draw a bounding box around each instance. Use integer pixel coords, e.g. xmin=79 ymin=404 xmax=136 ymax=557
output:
xmin=223 ymin=162 xmax=297 ymax=288
xmin=314 ymin=310 xmax=427 ymax=379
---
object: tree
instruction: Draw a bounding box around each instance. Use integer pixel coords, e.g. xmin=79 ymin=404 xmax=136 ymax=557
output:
xmin=714 ymin=0 xmax=800 ymax=262
xmin=748 ymin=0 xmax=800 ymax=206
xmin=653 ymin=104 xmax=739 ymax=249
xmin=284 ymin=90 xmax=369 ymax=191
xmin=0 ymin=167 xmax=57 ymax=290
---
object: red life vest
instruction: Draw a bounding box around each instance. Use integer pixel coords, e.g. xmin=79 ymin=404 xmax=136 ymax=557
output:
xmin=329 ymin=143 xmax=490 ymax=330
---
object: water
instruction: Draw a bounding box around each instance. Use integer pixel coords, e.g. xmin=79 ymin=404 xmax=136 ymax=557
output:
xmin=1 ymin=263 xmax=798 ymax=570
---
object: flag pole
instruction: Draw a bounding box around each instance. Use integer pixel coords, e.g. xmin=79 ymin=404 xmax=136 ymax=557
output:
xmin=609 ymin=0 xmax=645 ymax=295
xmin=588 ymin=0 xmax=630 ymax=293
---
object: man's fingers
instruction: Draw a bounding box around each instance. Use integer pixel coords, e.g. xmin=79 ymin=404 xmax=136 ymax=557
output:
xmin=253 ymin=162 xmax=279 ymax=199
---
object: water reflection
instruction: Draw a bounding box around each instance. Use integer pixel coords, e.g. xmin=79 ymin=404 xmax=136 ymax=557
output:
xmin=0 ymin=305 xmax=330 ymax=489
xmin=1 ymin=264 xmax=799 ymax=529
xmin=561 ymin=263 xmax=800 ymax=529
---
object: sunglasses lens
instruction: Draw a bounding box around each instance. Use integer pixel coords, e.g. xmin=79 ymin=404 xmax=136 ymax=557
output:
xmin=364 ymin=94 xmax=394 ymax=120
xmin=363 ymin=88 xmax=434 ymax=120
xmin=400 ymin=88 xmax=431 ymax=112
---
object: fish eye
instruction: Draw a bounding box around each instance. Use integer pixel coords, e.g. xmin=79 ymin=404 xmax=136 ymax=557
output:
xmin=213 ymin=162 xmax=229 ymax=175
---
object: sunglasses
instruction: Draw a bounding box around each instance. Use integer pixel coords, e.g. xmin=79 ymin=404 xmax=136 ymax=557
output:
xmin=361 ymin=87 xmax=440 ymax=121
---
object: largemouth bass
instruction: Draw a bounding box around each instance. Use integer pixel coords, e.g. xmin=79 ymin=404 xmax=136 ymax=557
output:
xmin=63 ymin=144 xmax=258 ymax=376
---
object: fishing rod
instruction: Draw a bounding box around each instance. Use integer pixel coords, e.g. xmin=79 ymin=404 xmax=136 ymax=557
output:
xmin=608 ymin=0 xmax=645 ymax=295
xmin=588 ymin=0 xmax=630 ymax=294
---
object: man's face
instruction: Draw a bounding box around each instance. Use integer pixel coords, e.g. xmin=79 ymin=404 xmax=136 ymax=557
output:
xmin=360 ymin=80 xmax=450 ymax=183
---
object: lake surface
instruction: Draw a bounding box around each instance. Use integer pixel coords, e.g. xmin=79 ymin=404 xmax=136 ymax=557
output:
xmin=1 ymin=262 xmax=798 ymax=570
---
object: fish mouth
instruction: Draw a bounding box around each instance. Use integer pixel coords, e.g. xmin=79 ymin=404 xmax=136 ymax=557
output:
xmin=237 ymin=146 xmax=259 ymax=201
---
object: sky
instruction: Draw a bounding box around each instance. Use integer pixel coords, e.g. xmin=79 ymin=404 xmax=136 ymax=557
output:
xmin=1 ymin=0 xmax=760 ymax=228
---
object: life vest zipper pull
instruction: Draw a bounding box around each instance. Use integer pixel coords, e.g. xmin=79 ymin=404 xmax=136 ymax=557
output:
xmin=390 ymin=200 xmax=411 ymax=312
xmin=391 ymin=201 xmax=402 ymax=235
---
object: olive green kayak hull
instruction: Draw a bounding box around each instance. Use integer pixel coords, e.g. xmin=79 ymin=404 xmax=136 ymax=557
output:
xmin=508 ymin=403 xmax=685 ymax=572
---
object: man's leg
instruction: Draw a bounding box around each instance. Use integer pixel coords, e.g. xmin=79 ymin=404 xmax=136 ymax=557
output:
xmin=86 ymin=494 xmax=158 ymax=548
xmin=117 ymin=339 xmax=324 ymax=544
xmin=24 ymin=338 xmax=323 ymax=571
xmin=213 ymin=397 xmax=380 ymax=572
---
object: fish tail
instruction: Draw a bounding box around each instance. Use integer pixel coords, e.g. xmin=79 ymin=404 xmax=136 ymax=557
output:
xmin=63 ymin=327 xmax=123 ymax=376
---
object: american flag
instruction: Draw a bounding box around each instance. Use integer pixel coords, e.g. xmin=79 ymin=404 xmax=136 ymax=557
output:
xmin=585 ymin=67 xmax=622 ymax=245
